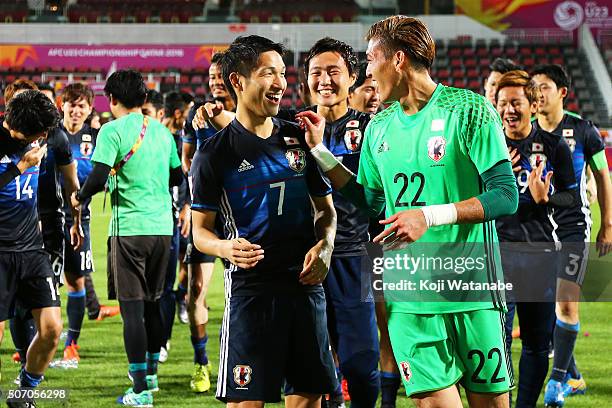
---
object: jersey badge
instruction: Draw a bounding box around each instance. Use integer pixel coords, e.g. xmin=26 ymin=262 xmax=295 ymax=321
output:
xmin=82 ymin=134 xmax=92 ymax=142
xmin=80 ymin=142 xmax=94 ymax=157
xmin=346 ymin=120 xmax=360 ymax=128
xmin=286 ymin=148 xmax=306 ymax=173
xmin=399 ymin=361 xmax=412 ymax=382
xmin=529 ymin=153 xmax=547 ymax=169
xmin=233 ymin=365 xmax=252 ymax=388
xmin=344 ymin=129 xmax=362 ymax=152
xmin=562 ymin=129 xmax=574 ymax=137
xmin=427 ymin=136 xmax=446 ymax=162
xmin=565 ymin=138 xmax=576 ymax=152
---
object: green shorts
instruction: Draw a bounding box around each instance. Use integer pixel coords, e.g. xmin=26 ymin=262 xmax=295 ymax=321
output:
xmin=388 ymin=308 xmax=515 ymax=397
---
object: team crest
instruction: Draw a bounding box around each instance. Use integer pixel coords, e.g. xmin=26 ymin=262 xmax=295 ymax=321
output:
xmin=565 ymin=137 xmax=576 ymax=152
xmin=344 ymin=129 xmax=362 ymax=152
xmin=427 ymin=136 xmax=446 ymax=162
xmin=529 ymin=153 xmax=548 ymax=169
xmin=233 ymin=365 xmax=252 ymax=387
xmin=80 ymin=142 xmax=93 ymax=157
xmin=399 ymin=361 xmax=412 ymax=382
xmin=286 ymin=148 xmax=306 ymax=173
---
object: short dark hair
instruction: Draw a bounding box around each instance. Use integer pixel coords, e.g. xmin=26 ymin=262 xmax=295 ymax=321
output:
xmin=164 ymin=91 xmax=187 ymax=118
xmin=104 ymin=69 xmax=147 ymax=109
xmin=5 ymin=90 xmax=60 ymax=137
xmin=490 ymin=58 xmax=520 ymax=74
xmin=304 ymin=37 xmax=359 ymax=77
xmin=211 ymin=52 xmax=223 ymax=65
xmin=62 ymin=82 xmax=94 ymax=106
xmin=37 ymin=83 xmax=55 ymax=98
xmin=145 ymin=89 xmax=164 ymax=111
xmin=531 ymin=64 xmax=570 ymax=90
xmin=219 ymin=35 xmax=285 ymax=102
xmin=349 ymin=61 xmax=368 ymax=93
xmin=366 ymin=15 xmax=435 ymax=71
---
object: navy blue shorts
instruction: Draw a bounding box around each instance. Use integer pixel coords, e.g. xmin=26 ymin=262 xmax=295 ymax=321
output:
xmin=0 ymin=250 xmax=61 ymax=321
xmin=324 ymin=255 xmax=379 ymax=365
xmin=41 ymin=215 xmax=65 ymax=286
xmin=64 ymin=220 xmax=93 ymax=277
xmin=558 ymin=231 xmax=589 ymax=286
xmin=184 ymin=231 xmax=215 ymax=265
xmin=216 ymin=291 xmax=338 ymax=403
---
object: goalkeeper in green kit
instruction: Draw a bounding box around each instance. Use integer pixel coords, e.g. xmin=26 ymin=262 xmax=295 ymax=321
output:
xmin=297 ymin=16 xmax=519 ymax=408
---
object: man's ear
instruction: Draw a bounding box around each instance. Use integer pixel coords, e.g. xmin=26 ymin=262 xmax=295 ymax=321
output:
xmin=348 ymin=72 xmax=357 ymax=88
xmin=110 ymin=95 xmax=118 ymax=106
xmin=559 ymin=86 xmax=568 ymax=99
xmin=395 ymin=50 xmax=408 ymax=72
xmin=229 ymin=72 xmax=242 ymax=94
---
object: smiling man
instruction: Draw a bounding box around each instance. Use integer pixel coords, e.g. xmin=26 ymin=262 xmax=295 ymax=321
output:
xmin=348 ymin=61 xmax=381 ymax=115
xmin=190 ymin=35 xmax=338 ymax=408
xmin=301 ymin=16 xmax=519 ymax=408
xmin=494 ymin=70 xmax=579 ymax=408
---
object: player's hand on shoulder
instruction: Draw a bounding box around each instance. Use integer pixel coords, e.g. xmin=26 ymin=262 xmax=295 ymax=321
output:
xmin=373 ymin=209 xmax=428 ymax=249
xmin=221 ymin=237 xmax=264 ymax=269
xmin=508 ymin=147 xmax=522 ymax=172
xmin=295 ymin=110 xmax=325 ymax=149
xmin=193 ymin=101 xmax=224 ymax=130
xmin=527 ymin=161 xmax=552 ymax=204
xmin=17 ymin=144 xmax=47 ymax=173
xmin=299 ymin=239 xmax=333 ymax=285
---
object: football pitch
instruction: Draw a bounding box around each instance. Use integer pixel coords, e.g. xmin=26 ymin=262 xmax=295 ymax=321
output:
xmin=1 ymin=196 xmax=611 ymax=407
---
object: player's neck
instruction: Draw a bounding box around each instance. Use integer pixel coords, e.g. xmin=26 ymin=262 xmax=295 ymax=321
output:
xmin=63 ymin=120 xmax=84 ymax=135
xmin=235 ymin=107 xmax=274 ymax=139
xmin=113 ymin=106 xmax=142 ymax=119
xmin=316 ymin=101 xmax=348 ymax=123
xmin=506 ymin=122 xmax=533 ymax=141
xmin=398 ymin=74 xmax=437 ymax=116
xmin=537 ymin=108 xmax=564 ymax=132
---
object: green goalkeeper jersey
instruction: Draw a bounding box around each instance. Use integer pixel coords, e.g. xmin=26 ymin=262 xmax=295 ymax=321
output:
xmin=358 ymin=84 xmax=510 ymax=314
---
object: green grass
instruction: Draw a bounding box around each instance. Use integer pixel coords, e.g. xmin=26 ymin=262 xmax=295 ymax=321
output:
xmin=1 ymin=197 xmax=611 ymax=407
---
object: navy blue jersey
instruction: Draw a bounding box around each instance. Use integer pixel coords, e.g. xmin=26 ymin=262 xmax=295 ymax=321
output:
xmin=533 ymin=114 xmax=606 ymax=235
xmin=277 ymin=107 xmax=373 ymax=256
xmin=191 ymin=118 xmax=331 ymax=296
xmin=61 ymin=123 xmax=97 ymax=220
xmin=0 ymin=122 xmax=44 ymax=252
xmin=38 ymin=127 xmax=73 ymax=219
xmin=496 ymin=125 xmax=577 ymax=244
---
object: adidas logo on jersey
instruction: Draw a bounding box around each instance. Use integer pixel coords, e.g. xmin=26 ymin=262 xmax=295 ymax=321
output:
xmin=238 ymin=159 xmax=254 ymax=172
xmin=377 ymin=141 xmax=389 ymax=153
xmin=0 ymin=155 xmax=11 ymax=164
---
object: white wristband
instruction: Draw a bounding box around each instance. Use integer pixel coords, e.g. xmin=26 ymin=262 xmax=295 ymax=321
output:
xmin=310 ymin=143 xmax=340 ymax=172
xmin=421 ymin=204 xmax=458 ymax=227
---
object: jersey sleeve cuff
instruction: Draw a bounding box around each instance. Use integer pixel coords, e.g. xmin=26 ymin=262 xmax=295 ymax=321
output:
xmin=191 ymin=203 xmax=219 ymax=212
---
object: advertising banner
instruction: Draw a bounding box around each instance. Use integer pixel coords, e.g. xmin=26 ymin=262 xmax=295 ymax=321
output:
xmin=0 ymin=44 xmax=227 ymax=71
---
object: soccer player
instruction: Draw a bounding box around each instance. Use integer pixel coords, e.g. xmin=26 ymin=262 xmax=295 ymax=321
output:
xmin=56 ymin=83 xmax=119 ymax=369
xmin=1 ymin=90 xmax=63 ymax=407
xmin=302 ymin=16 xmax=518 ymax=407
xmin=495 ymin=70 xmax=578 ymax=408
xmin=8 ymin=83 xmax=83 ymax=373
xmin=348 ymin=61 xmax=381 ymax=115
xmin=191 ymin=35 xmax=338 ymax=407
xmin=300 ymin=37 xmax=380 ymax=408
xmin=70 ymin=69 xmax=183 ymax=406
xmin=183 ymin=53 xmax=239 ymax=393
xmin=192 ymin=38 xmax=382 ymax=406
xmin=531 ymin=64 xmax=612 ymax=405
xmin=484 ymin=58 xmax=521 ymax=106
xmin=158 ymin=90 xmax=192 ymax=364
